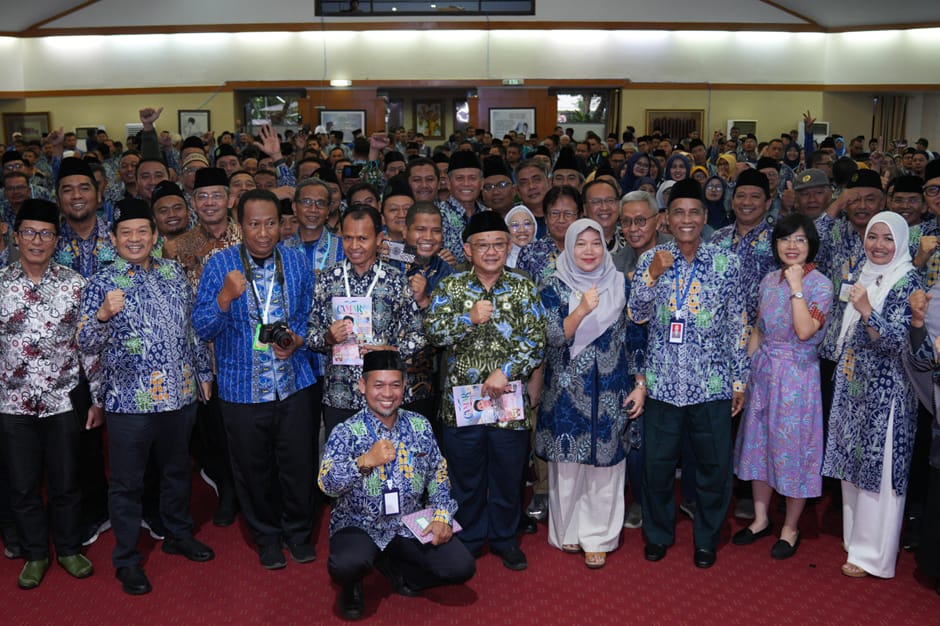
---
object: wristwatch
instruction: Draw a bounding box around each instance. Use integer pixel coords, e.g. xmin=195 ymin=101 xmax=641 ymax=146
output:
xmin=789 ymin=291 xmax=804 ymax=300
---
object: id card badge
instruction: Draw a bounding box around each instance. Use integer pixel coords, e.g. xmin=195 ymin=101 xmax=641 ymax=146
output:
xmin=668 ymin=318 xmax=685 ymax=344
xmin=839 ymin=281 xmax=854 ymax=303
xmin=382 ymin=485 xmax=400 ymax=516
xmin=252 ymin=323 xmax=269 ymax=351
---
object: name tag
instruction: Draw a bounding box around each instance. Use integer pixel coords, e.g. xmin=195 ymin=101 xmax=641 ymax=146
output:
xmin=252 ymin=323 xmax=268 ymax=351
xmin=668 ymin=318 xmax=685 ymax=344
xmin=839 ymin=281 xmax=854 ymax=303
xmin=383 ymin=486 xmax=400 ymax=516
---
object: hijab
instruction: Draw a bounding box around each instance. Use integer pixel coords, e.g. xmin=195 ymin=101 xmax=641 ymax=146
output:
xmin=505 ymin=204 xmax=537 ymax=268
xmin=783 ymin=144 xmax=801 ymax=171
xmin=620 ymin=152 xmax=651 ymax=195
xmin=702 ymin=175 xmax=731 ymax=230
xmin=717 ymin=153 xmax=737 ymax=180
xmin=664 ymin=153 xmax=692 ymax=182
xmin=633 ymin=176 xmax=656 ymax=192
xmin=553 ymin=218 xmax=626 ymax=359
xmin=655 ymin=180 xmax=677 ymax=210
xmin=836 ymin=211 xmax=914 ymax=351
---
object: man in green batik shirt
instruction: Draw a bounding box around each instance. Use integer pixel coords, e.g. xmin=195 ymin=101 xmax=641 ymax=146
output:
xmin=424 ymin=211 xmax=545 ymax=572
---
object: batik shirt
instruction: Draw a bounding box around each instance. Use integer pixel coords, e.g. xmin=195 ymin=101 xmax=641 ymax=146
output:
xmin=281 ymin=228 xmax=345 ymax=378
xmin=77 ymin=256 xmax=212 ymax=414
xmin=516 ymin=236 xmax=563 ymax=286
xmin=0 ymin=261 xmax=100 ymax=417
xmin=318 ymin=408 xmax=457 ymax=549
xmin=171 ymin=219 xmax=242 ymax=291
xmin=440 ymin=196 xmax=486 ymax=264
xmin=424 ymin=268 xmax=546 ymax=429
xmin=710 ymin=217 xmax=777 ymax=334
xmin=629 ymin=240 xmax=749 ymax=406
xmin=0 ymin=184 xmax=55 ymax=228
xmin=192 ymin=244 xmax=315 ymax=404
xmin=814 ymin=214 xmax=865 ymax=288
xmin=54 ymin=216 xmax=116 ymax=279
xmin=306 ymin=260 xmax=426 ymax=411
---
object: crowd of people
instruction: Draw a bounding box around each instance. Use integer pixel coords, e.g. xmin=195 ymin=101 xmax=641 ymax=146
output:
xmin=2 ymin=105 xmax=940 ymax=619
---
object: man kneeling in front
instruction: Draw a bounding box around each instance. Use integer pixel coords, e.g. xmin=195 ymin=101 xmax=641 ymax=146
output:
xmin=318 ymin=351 xmax=475 ymax=621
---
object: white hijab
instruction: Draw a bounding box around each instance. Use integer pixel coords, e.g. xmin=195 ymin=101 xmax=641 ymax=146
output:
xmin=505 ymin=204 xmax=536 ymax=268
xmin=836 ymin=211 xmax=913 ymax=351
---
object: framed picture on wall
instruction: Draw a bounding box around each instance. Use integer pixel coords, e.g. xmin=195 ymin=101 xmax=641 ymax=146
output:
xmin=644 ymin=109 xmax=704 ymax=140
xmin=179 ymin=110 xmax=211 ymax=138
xmin=2 ymin=112 xmax=50 ymax=143
xmin=414 ymin=101 xmax=444 ymax=139
xmin=489 ymin=108 xmax=535 ymax=140
xmin=319 ymin=110 xmax=366 ymax=142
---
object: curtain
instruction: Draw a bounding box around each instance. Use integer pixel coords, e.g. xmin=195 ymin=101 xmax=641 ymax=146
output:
xmin=873 ymin=95 xmax=907 ymax=147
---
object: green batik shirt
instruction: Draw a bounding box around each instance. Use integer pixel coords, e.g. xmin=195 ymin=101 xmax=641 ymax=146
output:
xmin=424 ymin=268 xmax=546 ymax=429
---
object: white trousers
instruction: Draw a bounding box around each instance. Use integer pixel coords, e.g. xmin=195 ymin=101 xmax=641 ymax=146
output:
xmin=548 ymin=459 xmax=625 ymax=553
xmin=842 ymin=406 xmax=906 ymax=579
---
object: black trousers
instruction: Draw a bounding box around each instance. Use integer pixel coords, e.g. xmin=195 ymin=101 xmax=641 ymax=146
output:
xmin=643 ymin=398 xmax=732 ymax=552
xmin=191 ymin=388 xmax=236 ymax=500
xmin=328 ymin=527 xmax=475 ymax=591
xmin=106 ymin=404 xmax=198 ymax=568
xmin=0 ymin=410 xmax=82 ymax=561
xmin=221 ymin=388 xmax=315 ymax=547
xmin=74 ymin=375 xmax=108 ymax=527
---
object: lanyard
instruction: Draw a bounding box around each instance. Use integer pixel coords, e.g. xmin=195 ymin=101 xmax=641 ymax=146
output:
xmin=251 ymin=271 xmax=276 ymax=324
xmin=673 ymin=259 xmax=700 ymax=314
xmin=343 ymin=260 xmax=382 ymax=298
xmin=312 ymin=230 xmax=333 ymax=272
xmin=846 ymin=255 xmax=862 ymax=279
xmin=364 ymin=414 xmax=398 ymax=480
xmin=240 ymin=245 xmax=286 ymax=324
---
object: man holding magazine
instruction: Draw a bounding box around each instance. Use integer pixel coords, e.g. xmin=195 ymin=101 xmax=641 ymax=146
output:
xmin=424 ymin=211 xmax=546 ymax=572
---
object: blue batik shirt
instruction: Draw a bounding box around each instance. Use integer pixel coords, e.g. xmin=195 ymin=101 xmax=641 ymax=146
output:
xmin=710 ymin=217 xmax=777 ymax=333
xmin=55 ymin=216 xmax=116 ymax=279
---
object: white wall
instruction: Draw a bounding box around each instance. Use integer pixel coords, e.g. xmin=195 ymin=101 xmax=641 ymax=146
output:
xmin=6 ymin=28 xmax=940 ymax=92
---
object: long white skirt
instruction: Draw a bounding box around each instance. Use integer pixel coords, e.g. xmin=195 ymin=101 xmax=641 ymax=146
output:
xmin=842 ymin=406 xmax=906 ymax=579
xmin=547 ymin=459 xmax=625 ymax=553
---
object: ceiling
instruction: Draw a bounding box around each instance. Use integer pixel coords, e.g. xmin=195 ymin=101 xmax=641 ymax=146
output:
xmin=3 ymin=0 xmax=939 ymax=36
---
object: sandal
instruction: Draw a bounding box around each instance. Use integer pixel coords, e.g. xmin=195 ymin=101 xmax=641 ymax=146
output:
xmin=562 ymin=544 xmax=580 ymax=554
xmin=584 ymin=552 xmax=606 ymax=569
xmin=841 ymin=562 xmax=868 ymax=578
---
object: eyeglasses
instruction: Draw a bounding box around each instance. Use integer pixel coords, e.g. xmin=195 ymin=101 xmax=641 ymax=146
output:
xmin=587 ymin=197 xmax=618 ymax=209
xmin=4 ymin=185 xmax=28 ymax=193
xmin=17 ymin=228 xmax=57 ymax=242
xmin=548 ymin=210 xmax=578 ymax=220
xmin=924 ymin=185 xmax=940 ymax=198
xmin=705 ymin=184 xmax=723 ymax=192
xmin=483 ymin=181 xmax=513 ymax=192
xmin=508 ymin=220 xmax=534 ymax=231
xmin=195 ymin=192 xmax=226 ymax=202
xmin=297 ymin=197 xmax=328 ymax=209
xmin=620 ymin=215 xmax=655 ymax=229
xmin=892 ymin=196 xmax=923 ymax=206
xmin=3 ymin=163 xmax=24 ymax=171
xmin=471 ymin=241 xmax=509 ymax=252
xmin=779 ymin=235 xmax=809 ymax=246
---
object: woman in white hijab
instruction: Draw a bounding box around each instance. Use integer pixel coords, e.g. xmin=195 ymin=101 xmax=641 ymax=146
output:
xmin=822 ymin=211 xmax=924 ymax=579
xmin=504 ymin=204 xmax=536 ymax=268
xmin=534 ymin=219 xmax=646 ymax=569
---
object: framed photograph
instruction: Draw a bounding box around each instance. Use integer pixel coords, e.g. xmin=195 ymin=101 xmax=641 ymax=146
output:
xmin=414 ymin=100 xmax=444 ymax=139
xmin=489 ymin=108 xmax=535 ymax=140
xmin=645 ymin=109 xmax=704 ymax=140
xmin=179 ymin=110 xmax=211 ymax=138
xmin=2 ymin=112 xmax=51 ymax=143
xmin=318 ymin=110 xmax=366 ymax=142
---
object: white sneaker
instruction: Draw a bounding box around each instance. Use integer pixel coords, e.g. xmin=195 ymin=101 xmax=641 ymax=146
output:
xmin=623 ymin=503 xmax=643 ymax=529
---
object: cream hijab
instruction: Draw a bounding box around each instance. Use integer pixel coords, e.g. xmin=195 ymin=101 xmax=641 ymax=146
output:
xmin=836 ymin=211 xmax=913 ymax=351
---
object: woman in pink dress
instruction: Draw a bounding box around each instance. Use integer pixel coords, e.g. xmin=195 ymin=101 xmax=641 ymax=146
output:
xmin=733 ymin=213 xmax=834 ymax=559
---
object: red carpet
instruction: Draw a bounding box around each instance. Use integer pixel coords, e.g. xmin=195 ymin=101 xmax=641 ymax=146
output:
xmin=2 ymin=477 xmax=937 ymax=625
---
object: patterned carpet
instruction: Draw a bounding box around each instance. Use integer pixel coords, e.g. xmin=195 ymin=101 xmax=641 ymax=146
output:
xmin=2 ymin=477 xmax=937 ymax=625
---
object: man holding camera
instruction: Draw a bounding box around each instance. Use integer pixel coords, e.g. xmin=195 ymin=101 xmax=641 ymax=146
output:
xmin=192 ymin=189 xmax=318 ymax=570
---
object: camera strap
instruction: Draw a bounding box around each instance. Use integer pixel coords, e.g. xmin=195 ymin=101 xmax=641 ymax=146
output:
xmin=239 ymin=245 xmax=287 ymax=325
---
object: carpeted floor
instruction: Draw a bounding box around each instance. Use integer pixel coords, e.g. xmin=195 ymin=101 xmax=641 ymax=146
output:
xmin=2 ymin=476 xmax=937 ymax=625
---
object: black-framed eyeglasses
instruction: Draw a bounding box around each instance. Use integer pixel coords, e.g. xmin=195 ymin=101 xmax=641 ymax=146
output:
xmin=17 ymin=228 xmax=57 ymax=242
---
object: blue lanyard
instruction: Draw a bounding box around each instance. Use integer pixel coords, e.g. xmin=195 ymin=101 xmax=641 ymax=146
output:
xmin=313 ymin=231 xmax=333 ymax=272
xmin=364 ymin=414 xmax=398 ymax=477
xmin=673 ymin=259 xmax=699 ymax=313
xmin=846 ymin=255 xmax=862 ymax=279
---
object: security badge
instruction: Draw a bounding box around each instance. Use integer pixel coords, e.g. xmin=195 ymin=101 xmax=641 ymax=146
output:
xmin=383 ymin=482 xmax=400 ymax=516
xmin=839 ymin=280 xmax=854 ymax=303
xmin=668 ymin=309 xmax=685 ymax=344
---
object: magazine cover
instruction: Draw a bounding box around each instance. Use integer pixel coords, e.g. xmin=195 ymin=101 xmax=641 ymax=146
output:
xmin=451 ymin=381 xmax=525 ymax=427
xmin=331 ymin=296 xmax=373 ymax=366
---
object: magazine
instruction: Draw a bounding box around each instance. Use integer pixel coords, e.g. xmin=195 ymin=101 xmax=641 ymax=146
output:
xmin=451 ymin=381 xmax=525 ymax=427
xmin=331 ymin=296 xmax=373 ymax=366
xmin=402 ymin=508 xmax=463 ymax=544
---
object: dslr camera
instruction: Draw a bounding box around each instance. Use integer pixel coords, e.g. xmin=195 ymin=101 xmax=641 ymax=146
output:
xmin=258 ymin=320 xmax=294 ymax=349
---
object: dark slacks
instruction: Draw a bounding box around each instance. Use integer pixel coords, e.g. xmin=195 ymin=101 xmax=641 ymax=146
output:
xmin=643 ymin=398 xmax=732 ymax=551
xmin=75 ymin=376 xmax=109 ymax=527
xmin=328 ymin=527 xmax=475 ymax=591
xmin=916 ymin=465 xmax=940 ymax=579
xmin=442 ymin=425 xmax=528 ymax=553
xmin=106 ymin=403 xmax=198 ymax=568
xmin=323 ymin=405 xmax=357 ymax=443
xmin=221 ymin=388 xmax=315 ymax=547
xmin=191 ymin=388 xmax=236 ymax=499
xmin=0 ymin=411 xmax=82 ymax=560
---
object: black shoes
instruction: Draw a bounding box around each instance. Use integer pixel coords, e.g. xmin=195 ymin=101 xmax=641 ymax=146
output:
xmin=492 ymin=546 xmax=528 ymax=571
xmin=732 ymin=523 xmax=773 ymax=545
xmin=375 ymin=555 xmax=420 ymax=597
xmin=693 ymin=548 xmax=716 ymax=569
xmin=259 ymin=543 xmax=287 ymax=570
xmin=518 ymin=517 xmax=538 ymax=534
xmin=116 ymin=565 xmax=152 ymax=595
xmin=284 ymin=541 xmax=317 ymax=564
xmin=644 ymin=543 xmax=667 ymax=562
xmin=162 ymin=536 xmax=215 ymax=562
xmin=338 ymin=581 xmax=365 ymax=621
xmin=770 ymin=533 xmax=801 ymax=560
